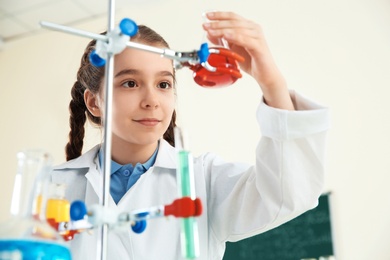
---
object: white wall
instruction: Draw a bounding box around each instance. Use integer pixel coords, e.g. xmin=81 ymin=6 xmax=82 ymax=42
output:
xmin=1 ymin=0 xmax=390 ymax=259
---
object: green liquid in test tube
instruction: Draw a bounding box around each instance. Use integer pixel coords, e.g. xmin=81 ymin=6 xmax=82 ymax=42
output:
xmin=175 ymin=128 xmax=200 ymax=259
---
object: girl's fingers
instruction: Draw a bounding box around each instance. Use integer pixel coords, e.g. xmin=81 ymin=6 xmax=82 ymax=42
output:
xmin=205 ymin=11 xmax=242 ymax=22
xmin=203 ymin=19 xmax=249 ymax=30
xmin=203 ymin=11 xmax=254 ymax=32
xmin=203 ymin=25 xmax=262 ymax=50
xmin=204 ymin=27 xmax=260 ymax=41
xmin=202 ymin=13 xmax=263 ymax=49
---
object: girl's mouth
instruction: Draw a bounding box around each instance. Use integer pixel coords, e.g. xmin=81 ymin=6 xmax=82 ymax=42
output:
xmin=133 ymin=118 xmax=161 ymax=126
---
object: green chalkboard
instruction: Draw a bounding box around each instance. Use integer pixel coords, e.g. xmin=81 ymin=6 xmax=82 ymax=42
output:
xmin=223 ymin=194 xmax=333 ymax=260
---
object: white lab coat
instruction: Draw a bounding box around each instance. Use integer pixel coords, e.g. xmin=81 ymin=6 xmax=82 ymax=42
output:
xmin=52 ymin=91 xmax=330 ymax=260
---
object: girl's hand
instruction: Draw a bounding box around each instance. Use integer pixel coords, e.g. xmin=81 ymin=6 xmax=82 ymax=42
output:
xmin=202 ymin=11 xmax=294 ymax=110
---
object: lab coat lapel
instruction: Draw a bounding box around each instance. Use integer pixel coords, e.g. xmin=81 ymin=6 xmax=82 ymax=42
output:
xmin=154 ymin=139 xmax=177 ymax=169
xmin=83 ymin=149 xmax=133 ymax=257
xmin=84 ymin=154 xmax=117 ymax=207
xmin=84 ymin=170 xmax=100 ymax=206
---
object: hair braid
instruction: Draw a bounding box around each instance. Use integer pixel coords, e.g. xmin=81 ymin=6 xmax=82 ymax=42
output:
xmin=65 ymin=81 xmax=87 ymax=161
xmin=65 ymin=40 xmax=104 ymax=161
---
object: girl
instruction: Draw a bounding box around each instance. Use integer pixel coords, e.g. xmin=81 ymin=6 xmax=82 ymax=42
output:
xmin=52 ymin=11 xmax=330 ymax=260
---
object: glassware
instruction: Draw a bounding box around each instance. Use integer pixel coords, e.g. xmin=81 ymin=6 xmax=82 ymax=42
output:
xmin=191 ymin=12 xmax=244 ymax=88
xmin=175 ymin=12 xmax=245 ymax=88
xmin=191 ymin=46 xmax=244 ymax=88
xmin=46 ymin=183 xmax=77 ymax=241
xmin=0 ymin=149 xmax=72 ymax=259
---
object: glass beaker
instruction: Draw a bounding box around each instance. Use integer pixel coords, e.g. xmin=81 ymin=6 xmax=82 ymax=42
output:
xmin=0 ymin=149 xmax=72 ymax=259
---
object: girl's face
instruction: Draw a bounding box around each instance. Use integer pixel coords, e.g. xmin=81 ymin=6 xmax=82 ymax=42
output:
xmin=108 ymin=44 xmax=175 ymax=149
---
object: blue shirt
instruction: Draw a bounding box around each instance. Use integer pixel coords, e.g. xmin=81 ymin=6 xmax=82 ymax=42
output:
xmin=98 ymin=147 xmax=158 ymax=204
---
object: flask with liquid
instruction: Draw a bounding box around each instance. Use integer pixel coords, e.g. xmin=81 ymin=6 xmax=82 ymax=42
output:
xmin=0 ymin=149 xmax=72 ymax=259
xmin=191 ymin=40 xmax=244 ymax=88
xmin=182 ymin=12 xmax=245 ymax=88
xmin=46 ymin=183 xmax=79 ymax=241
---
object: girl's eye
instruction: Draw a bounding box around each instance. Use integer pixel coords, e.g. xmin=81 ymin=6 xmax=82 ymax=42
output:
xmin=158 ymin=81 xmax=172 ymax=89
xmin=122 ymin=80 xmax=137 ymax=88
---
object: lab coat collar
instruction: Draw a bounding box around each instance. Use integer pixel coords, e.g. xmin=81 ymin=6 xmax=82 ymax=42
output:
xmin=154 ymin=139 xmax=177 ymax=170
xmin=54 ymin=139 xmax=177 ymax=171
xmin=54 ymin=145 xmax=100 ymax=170
xmin=53 ymin=139 xmax=177 ymax=207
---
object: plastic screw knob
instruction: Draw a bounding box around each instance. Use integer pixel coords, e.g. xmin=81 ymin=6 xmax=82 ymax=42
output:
xmin=131 ymin=220 xmax=147 ymax=234
xmin=119 ymin=18 xmax=138 ymax=37
xmin=70 ymin=200 xmax=87 ymax=221
xmin=89 ymin=50 xmax=106 ymax=67
xmin=197 ymin=43 xmax=210 ymax=63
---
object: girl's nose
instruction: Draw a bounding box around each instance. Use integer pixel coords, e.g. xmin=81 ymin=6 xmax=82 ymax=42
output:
xmin=141 ymin=87 xmax=159 ymax=109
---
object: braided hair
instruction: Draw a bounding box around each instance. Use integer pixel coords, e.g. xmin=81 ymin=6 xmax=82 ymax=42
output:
xmin=65 ymin=25 xmax=176 ymax=161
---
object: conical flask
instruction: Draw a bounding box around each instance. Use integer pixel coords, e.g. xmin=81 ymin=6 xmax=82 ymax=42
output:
xmin=0 ymin=149 xmax=72 ymax=260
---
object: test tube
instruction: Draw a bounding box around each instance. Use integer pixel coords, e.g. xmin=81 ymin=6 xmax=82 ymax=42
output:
xmin=174 ymin=127 xmax=200 ymax=259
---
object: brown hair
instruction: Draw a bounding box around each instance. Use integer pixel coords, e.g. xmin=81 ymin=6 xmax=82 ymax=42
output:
xmin=65 ymin=25 xmax=176 ymax=161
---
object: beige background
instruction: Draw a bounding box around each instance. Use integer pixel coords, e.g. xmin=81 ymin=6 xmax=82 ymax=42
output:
xmin=1 ymin=0 xmax=390 ymax=259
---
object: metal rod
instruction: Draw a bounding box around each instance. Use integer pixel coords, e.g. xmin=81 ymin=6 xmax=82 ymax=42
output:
xmin=99 ymin=56 xmax=113 ymax=260
xmin=39 ymin=21 xmax=107 ymax=42
xmin=98 ymin=0 xmax=116 ymax=259
xmin=39 ymin=21 xmax=200 ymax=64
xmin=125 ymin=41 xmax=201 ymax=63
xmin=125 ymin=41 xmax=165 ymax=55
xmin=124 ymin=41 xmax=181 ymax=61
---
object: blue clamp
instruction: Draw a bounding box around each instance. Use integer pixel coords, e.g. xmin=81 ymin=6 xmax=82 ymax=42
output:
xmin=197 ymin=43 xmax=210 ymax=63
xmin=70 ymin=200 xmax=88 ymax=221
xmin=131 ymin=211 xmax=148 ymax=234
xmin=132 ymin=220 xmax=147 ymax=233
xmin=89 ymin=50 xmax=106 ymax=67
xmin=119 ymin=18 xmax=138 ymax=37
xmin=89 ymin=18 xmax=139 ymax=67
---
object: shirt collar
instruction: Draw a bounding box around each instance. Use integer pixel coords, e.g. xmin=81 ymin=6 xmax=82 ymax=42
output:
xmin=98 ymin=144 xmax=159 ymax=175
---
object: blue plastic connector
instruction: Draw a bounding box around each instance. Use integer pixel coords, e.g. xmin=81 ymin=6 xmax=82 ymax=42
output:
xmin=197 ymin=43 xmax=210 ymax=63
xmin=70 ymin=200 xmax=87 ymax=221
xmin=89 ymin=50 xmax=106 ymax=67
xmin=131 ymin=220 xmax=147 ymax=234
xmin=135 ymin=212 xmax=149 ymax=219
xmin=119 ymin=18 xmax=138 ymax=37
